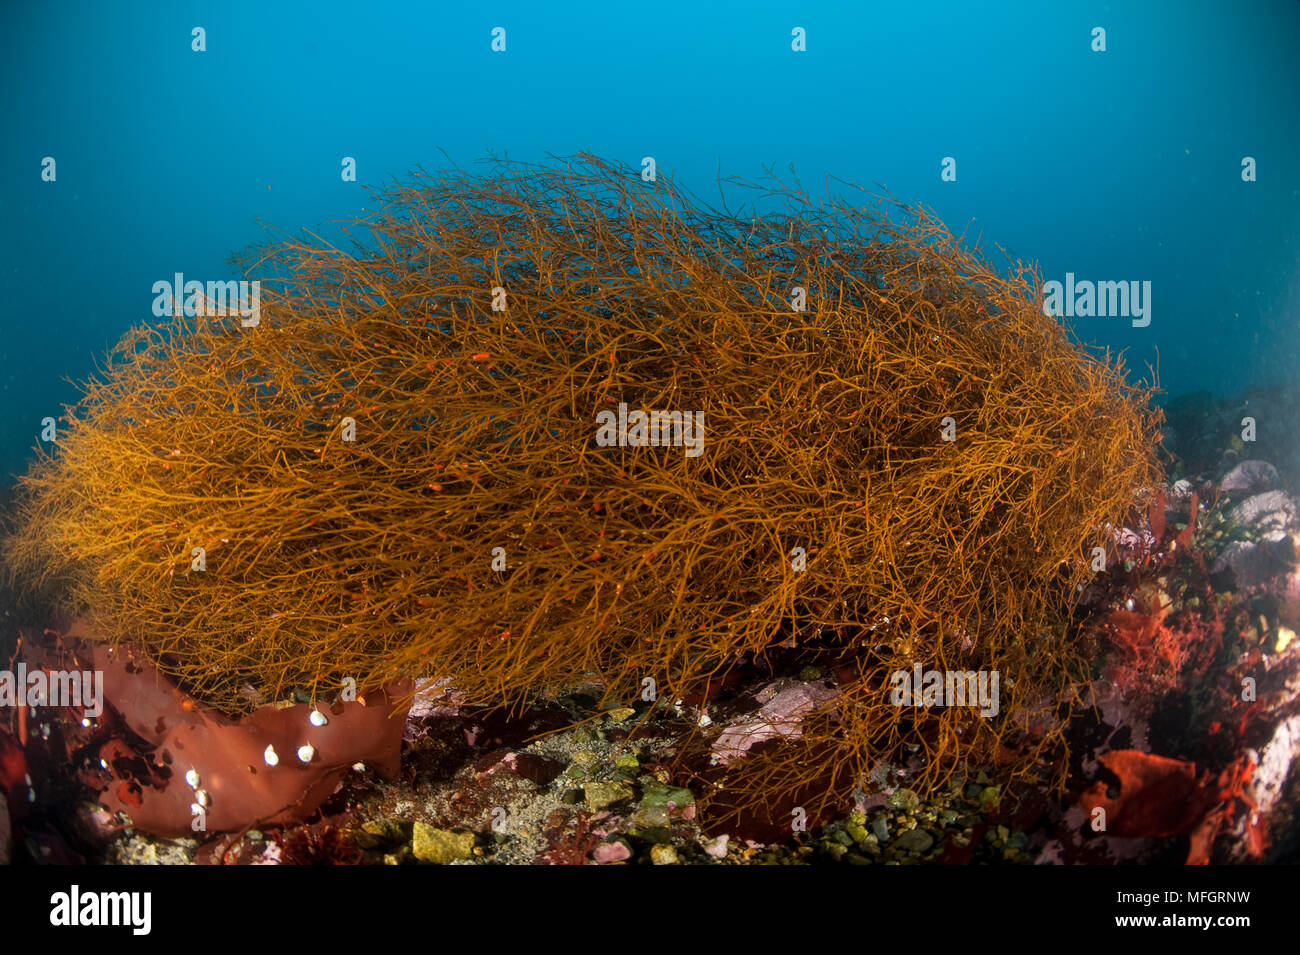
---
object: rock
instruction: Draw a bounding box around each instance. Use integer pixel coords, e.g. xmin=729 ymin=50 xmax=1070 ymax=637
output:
xmin=650 ymin=844 xmax=678 ymax=865
xmin=513 ymin=753 xmax=566 ymax=785
xmin=1212 ymin=540 xmax=1261 ymax=584
xmin=638 ymin=780 xmax=694 ymax=812
xmin=1228 ymin=490 xmax=1296 ymax=533
xmin=1221 ymin=460 xmax=1280 ymax=494
xmin=871 ymin=816 xmax=890 ymax=842
xmin=361 ymin=817 xmax=410 ymax=844
xmin=1252 ymin=715 xmax=1300 ymax=825
xmin=0 ymin=792 xmax=9 ymax=865
xmin=1223 ymin=649 xmax=1300 ymax=861
xmin=888 ymin=787 xmax=919 ymax=811
xmin=411 ymin=822 xmax=474 ymax=864
xmin=583 ymin=781 xmax=634 ymax=812
xmin=893 ymin=828 xmax=934 ymax=853
xmin=407 ymin=676 xmax=464 ymax=719
xmin=638 ymin=825 xmax=673 ymax=845
xmin=1282 ymin=571 xmax=1300 ymax=630
xmin=1212 ymin=540 xmax=1291 ymax=589
xmin=70 ymin=801 xmax=118 ymax=847
xmin=632 ymin=803 xmax=671 ymax=829
xmin=711 ymin=680 xmax=840 ymax=764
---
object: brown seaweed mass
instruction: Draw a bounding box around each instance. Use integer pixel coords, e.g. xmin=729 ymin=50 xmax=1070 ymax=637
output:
xmin=3 ymin=154 xmax=1163 ymax=817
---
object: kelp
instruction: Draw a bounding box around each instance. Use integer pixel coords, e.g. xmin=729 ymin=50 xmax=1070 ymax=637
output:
xmin=3 ymin=153 xmax=1164 ymax=817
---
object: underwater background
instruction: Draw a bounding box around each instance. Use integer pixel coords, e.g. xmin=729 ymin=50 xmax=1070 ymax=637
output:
xmin=1 ymin=0 xmax=1298 ymax=483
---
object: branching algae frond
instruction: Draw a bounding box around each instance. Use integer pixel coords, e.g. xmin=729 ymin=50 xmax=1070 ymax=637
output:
xmin=3 ymin=153 xmax=1164 ymax=818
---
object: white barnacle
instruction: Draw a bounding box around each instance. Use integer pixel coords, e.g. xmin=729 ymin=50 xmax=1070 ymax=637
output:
xmin=297 ymin=743 xmax=316 ymax=763
xmin=185 ymin=768 xmax=201 ymax=789
xmin=263 ymin=744 xmax=280 ymax=767
xmin=309 ymin=709 xmax=328 ymax=727
xmin=195 ymin=789 xmax=210 ymax=807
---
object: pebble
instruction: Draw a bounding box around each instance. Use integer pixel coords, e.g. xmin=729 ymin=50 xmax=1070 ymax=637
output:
xmin=593 ymin=840 xmax=632 ymax=864
xmin=703 ymin=835 xmax=729 ymax=859
xmin=650 ymin=844 xmax=678 ymax=865
xmin=411 ymin=822 xmax=474 ymax=864
xmin=893 ymin=829 xmax=934 ymax=853
xmin=583 ymin=781 xmax=634 ymax=812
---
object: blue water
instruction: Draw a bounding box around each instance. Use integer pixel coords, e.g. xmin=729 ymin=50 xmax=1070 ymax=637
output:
xmin=2 ymin=0 xmax=1297 ymax=482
